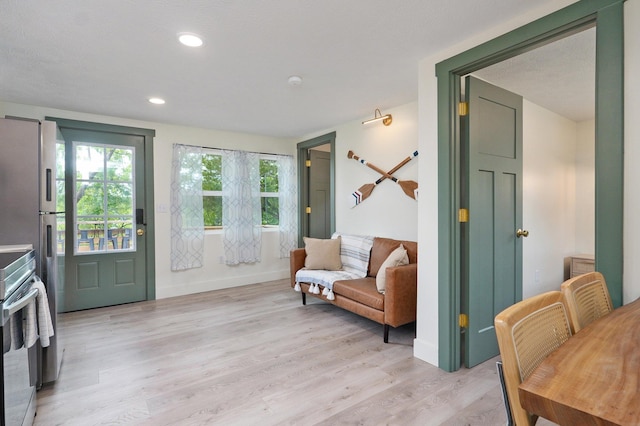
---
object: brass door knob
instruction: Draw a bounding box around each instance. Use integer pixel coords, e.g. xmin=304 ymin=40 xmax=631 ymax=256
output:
xmin=516 ymin=228 xmax=529 ymax=238
xmin=136 ymin=228 xmax=144 ymax=236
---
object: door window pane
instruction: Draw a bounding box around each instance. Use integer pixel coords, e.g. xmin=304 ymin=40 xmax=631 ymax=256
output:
xmin=74 ymin=142 xmax=135 ymax=254
xmin=107 ymin=148 xmax=133 ymax=182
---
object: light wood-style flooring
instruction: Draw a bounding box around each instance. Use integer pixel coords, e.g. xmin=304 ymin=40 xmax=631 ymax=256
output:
xmin=33 ymin=279 xmax=545 ymax=425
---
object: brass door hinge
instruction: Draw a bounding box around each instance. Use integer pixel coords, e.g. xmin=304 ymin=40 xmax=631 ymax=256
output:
xmin=305 ymin=159 xmax=311 ymax=167
xmin=459 ymin=208 xmax=469 ymax=223
xmin=306 ymin=206 xmax=311 ymax=214
xmin=459 ymin=102 xmax=468 ymax=116
xmin=459 ymin=313 xmax=469 ymax=328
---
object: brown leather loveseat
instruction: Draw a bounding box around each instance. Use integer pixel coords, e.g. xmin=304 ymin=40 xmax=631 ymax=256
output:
xmin=290 ymin=237 xmax=417 ymax=343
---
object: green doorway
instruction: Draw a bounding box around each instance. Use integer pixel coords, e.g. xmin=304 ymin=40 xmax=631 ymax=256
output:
xmin=48 ymin=118 xmax=156 ymax=311
xmin=435 ymin=0 xmax=624 ymax=372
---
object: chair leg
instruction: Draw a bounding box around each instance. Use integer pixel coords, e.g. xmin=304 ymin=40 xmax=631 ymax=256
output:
xmin=383 ymin=324 xmax=389 ymax=343
xmin=496 ymin=361 xmax=514 ymax=426
xmin=301 ymin=291 xmax=306 ymax=305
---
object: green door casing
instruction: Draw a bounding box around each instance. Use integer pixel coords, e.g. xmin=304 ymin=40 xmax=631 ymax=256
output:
xmin=51 ymin=119 xmax=155 ymax=312
xmin=463 ymin=76 xmax=523 ymax=368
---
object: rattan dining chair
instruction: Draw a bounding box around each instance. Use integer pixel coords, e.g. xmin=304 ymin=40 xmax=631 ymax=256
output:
xmin=561 ymin=271 xmax=613 ymax=334
xmin=494 ymin=291 xmax=572 ymax=426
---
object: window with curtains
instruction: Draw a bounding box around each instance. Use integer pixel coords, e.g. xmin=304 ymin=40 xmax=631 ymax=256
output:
xmin=171 ymin=144 xmax=297 ymax=269
xmin=202 ymin=152 xmax=281 ymax=228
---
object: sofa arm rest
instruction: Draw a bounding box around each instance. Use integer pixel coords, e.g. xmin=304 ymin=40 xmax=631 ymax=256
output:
xmin=384 ymin=263 xmax=418 ymax=327
xmin=290 ymin=248 xmax=306 ymax=287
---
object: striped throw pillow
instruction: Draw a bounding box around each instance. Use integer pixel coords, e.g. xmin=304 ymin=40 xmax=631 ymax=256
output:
xmin=332 ymin=232 xmax=374 ymax=278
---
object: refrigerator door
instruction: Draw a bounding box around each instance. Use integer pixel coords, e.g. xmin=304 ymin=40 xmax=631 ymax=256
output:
xmin=39 ymin=121 xmax=63 ymax=385
xmin=39 ymin=212 xmax=62 ymax=385
xmin=39 ymin=120 xmax=58 ymax=214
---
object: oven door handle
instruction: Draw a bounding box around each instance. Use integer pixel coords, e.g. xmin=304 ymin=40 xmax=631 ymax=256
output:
xmin=4 ymin=287 xmax=39 ymax=316
xmin=12 ymin=267 xmax=36 ymax=294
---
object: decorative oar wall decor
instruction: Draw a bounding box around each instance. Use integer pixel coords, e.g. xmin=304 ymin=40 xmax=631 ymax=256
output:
xmin=351 ymin=150 xmax=418 ymax=206
xmin=348 ymin=150 xmax=418 ymax=204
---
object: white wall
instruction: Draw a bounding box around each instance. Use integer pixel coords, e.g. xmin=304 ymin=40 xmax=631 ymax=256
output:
xmin=301 ymin=102 xmax=419 ymax=242
xmin=522 ymin=100 xmax=579 ymax=297
xmin=0 ymin=101 xmax=296 ymax=299
xmin=151 ymin=127 xmax=294 ymax=298
xmin=574 ymin=119 xmax=595 ymax=254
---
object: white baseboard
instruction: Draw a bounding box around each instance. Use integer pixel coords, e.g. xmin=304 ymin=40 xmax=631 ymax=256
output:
xmin=157 ymin=269 xmax=289 ymax=299
xmin=413 ymin=337 xmax=439 ymax=367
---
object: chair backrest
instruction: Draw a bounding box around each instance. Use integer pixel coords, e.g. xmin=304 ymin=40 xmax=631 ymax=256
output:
xmin=561 ymin=271 xmax=613 ymax=333
xmin=494 ymin=291 xmax=572 ymax=426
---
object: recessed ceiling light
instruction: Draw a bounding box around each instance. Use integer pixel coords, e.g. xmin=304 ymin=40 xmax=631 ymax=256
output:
xmin=178 ymin=32 xmax=204 ymax=47
xmin=148 ymin=97 xmax=165 ymax=105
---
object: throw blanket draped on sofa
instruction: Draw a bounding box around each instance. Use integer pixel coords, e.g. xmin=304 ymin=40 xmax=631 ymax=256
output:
xmin=294 ymin=233 xmax=373 ymax=299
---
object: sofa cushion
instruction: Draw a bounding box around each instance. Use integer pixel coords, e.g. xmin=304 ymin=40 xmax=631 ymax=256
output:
xmin=303 ymin=236 xmax=342 ymax=270
xmin=333 ymin=278 xmax=384 ymax=311
xmin=376 ymin=244 xmax=409 ymax=293
xmin=369 ymin=237 xmax=417 ymax=277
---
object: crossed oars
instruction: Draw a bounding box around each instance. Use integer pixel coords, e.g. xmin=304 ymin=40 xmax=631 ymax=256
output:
xmin=348 ymin=150 xmax=418 ymax=205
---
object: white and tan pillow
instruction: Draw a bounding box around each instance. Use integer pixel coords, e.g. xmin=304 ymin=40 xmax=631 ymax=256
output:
xmin=376 ymin=244 xmax=409 ymax=293
xmin=303 ymin=236 xmax=342 ymax=270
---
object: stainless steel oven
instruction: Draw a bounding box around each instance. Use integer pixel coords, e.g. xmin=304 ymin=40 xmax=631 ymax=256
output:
xmin=1 ymin=249 xmax=38 ymax=426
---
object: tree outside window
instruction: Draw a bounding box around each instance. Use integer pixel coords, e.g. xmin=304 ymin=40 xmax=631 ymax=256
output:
xmin=260 ymin=159 xmax=279 ymax=226
xmin=202 ymin=153 xmax=222 ymax=227
xmin=202 ymin=153 xmax=280 ymax=227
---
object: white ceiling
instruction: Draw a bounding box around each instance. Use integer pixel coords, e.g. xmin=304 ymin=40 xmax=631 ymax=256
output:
xmin=474 ymin=27 xmax=595 ymax=122
xmin=0 ymin=0 xmax=588 ymax=139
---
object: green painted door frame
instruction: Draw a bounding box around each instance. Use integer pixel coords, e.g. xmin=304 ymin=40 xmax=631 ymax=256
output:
xmin=46 ymin=117 xmax=157 ymax=303
xmin=435 ymin=0 xmax=624 ymax=372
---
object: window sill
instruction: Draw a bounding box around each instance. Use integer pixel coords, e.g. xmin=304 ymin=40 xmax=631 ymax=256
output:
xmin=204 ymin=226 xmax=279 ymax=235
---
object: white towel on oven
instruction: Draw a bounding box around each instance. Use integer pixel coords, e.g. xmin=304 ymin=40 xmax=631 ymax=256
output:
xmin=9 ymin=309 xmax=24 ymax=350
xmin=24 ymin=298 xmax=38 ymax=348
xmin=32 ymin=278 xmax=55 ymax=347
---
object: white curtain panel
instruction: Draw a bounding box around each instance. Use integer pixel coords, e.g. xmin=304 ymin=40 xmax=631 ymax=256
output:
xmin=170 ymin=144 xmax=205 ymax=271
xmin=222 ymin=150 xmax=262 ymax=264
xmin=278 ymin=155 xmax=298 ymax=257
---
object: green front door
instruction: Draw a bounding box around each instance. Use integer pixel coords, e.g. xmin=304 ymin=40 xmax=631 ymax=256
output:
xmin=463 ymin=76 xmax=523 ymax=367
xmin=58 ymin=126 xmax=149 ymax=311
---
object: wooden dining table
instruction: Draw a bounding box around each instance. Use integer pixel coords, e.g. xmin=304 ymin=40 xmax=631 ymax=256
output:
xmin=518 ymin=297 xmax=640 ymax=425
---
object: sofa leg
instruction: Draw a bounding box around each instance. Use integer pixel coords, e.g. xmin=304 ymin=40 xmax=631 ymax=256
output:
xmin=301 ymin=291 xmax=306 ymax=305
xmin=383 ymin=324 xmax=389 ymax=343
